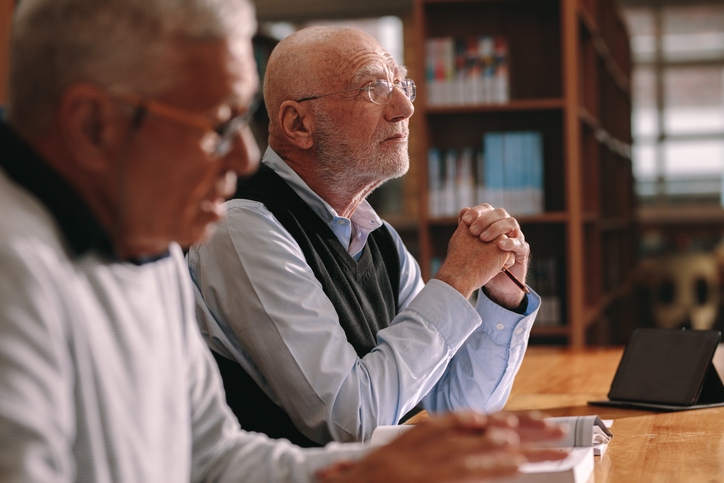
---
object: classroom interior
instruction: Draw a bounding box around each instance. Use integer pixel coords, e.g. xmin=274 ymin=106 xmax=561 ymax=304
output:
xmin=2 ymin=0 xmax=724 ymax=348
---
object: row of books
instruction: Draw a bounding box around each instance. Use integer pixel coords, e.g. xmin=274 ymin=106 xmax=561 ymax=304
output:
xmin=426 ymin=36 xmax=509 ymax=106
xmin=427 ymin=131 xmax=545 ymax=218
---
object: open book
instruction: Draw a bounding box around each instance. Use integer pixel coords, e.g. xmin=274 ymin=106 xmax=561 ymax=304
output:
xmin=369 ymin=415 xmax=613 ymax=483
xmin=504 ymin=447 xmax=593 ymax=483
xmin=540 ymin=415 xmax=614 ymax=456
xmin=370 ymin=415 xmax=613 ymax=455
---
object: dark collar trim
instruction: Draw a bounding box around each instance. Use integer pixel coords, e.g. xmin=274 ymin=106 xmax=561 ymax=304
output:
xmin=1 ymin=122 xmax=122 ymax=261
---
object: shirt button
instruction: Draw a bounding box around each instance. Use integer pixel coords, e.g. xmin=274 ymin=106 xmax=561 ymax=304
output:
xmin=336 ymin=220 xmax=346 ymax=225
xmin=515 ymin=327 xmax=524 ymax=335
xmin=496 ymin=323 xmax=504 ymax=330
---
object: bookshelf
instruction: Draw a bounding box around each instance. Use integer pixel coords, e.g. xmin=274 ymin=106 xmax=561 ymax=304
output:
xmin=411 ymin=0 xmax=635 ymax=347
xmin=0 ymin=0 xmax=13 ymax=109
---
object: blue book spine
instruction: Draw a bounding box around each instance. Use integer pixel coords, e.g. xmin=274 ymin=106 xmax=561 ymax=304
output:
xmin=530 ymin=131 xmax=544 ymax=214
xmin=483 ymin=132 xmax=504 ymax=208
xmin=428 ymin=148 xmax=442 ymax=217
xmin=502 ymin=132 xmax=519 ymax=214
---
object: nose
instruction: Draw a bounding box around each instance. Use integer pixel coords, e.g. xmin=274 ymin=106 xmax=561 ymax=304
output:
xmin=384 ymin=85 xmax=414 ymax=123
xmin=225 ymin=124 xmax=261 ymax=177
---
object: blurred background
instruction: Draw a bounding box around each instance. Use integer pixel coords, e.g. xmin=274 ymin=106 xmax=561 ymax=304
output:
xmin=2 ymin=0 xmax=724 ymax=346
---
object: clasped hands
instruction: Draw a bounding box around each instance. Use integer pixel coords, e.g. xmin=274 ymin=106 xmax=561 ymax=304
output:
xmin=433 ymin=204 xmax=530 ymax=309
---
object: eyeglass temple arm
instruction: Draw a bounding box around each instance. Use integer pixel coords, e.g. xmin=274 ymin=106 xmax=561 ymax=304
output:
xmin=114 ymin=91 xmax=212 ymax=131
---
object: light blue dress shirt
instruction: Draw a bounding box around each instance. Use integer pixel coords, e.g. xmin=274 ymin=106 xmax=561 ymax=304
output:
xmin=188 ymin=147 xmax=540 ymax=444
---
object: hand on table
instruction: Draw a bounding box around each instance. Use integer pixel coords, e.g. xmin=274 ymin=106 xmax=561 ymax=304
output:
xmin=316 ymin=411 xmax=568 ymax=483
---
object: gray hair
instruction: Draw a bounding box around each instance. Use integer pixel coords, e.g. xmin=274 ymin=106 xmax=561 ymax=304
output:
xmin=8 ymin=0 xmax=256 ymax=136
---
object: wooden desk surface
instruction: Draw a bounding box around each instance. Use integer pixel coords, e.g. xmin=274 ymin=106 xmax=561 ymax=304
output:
xmin=504 ymin=345 xmax=724 ymax=483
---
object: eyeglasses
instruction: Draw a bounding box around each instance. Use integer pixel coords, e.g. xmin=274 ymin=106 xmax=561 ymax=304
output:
xmin=295 ymin=79 xmax=416 ymax=105
xmin=113 ymin=91 xmax=258 ymax=157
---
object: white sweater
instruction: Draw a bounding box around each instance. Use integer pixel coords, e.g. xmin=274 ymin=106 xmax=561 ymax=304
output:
xmin=0 ymin=167 xmax=367 ymax=482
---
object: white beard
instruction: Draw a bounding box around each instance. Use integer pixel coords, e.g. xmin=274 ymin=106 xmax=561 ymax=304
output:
xmin=312 ymin=107 xmax=409 ymax=195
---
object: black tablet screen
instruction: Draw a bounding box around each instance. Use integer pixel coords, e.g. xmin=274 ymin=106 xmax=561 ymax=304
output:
xmin=608 ymin=328 xmax=721 ymax=405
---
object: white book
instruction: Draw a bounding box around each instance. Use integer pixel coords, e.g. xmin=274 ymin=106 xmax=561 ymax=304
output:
xmin=478 ymin=36 xmax=494 ymax=104
xmin=427 ymin=148 xmax=443 ymax=217
xmin=425 ymin=39 xmax=437 ymax=105
xmin=540 ymin=416 xmax=614 ymax=456
xmin=500 ymin=447 xmax=594 ymax=483
xmin=493 ymin=36 xmax=510 ymax=104
xmin=456 ymin=147 xmax=475 ymax=209
xmin=443 ymin=149 xmax=457 ymax=216
xmin=464 ymin=37 xmax=479 ymax=104
xmin=370 ymin=416 xmax=613 ymax=454
xmin=442 ymin=37 xmax=456 ymax=105
xmin=370 ymin=433 xmax=593 ymax=483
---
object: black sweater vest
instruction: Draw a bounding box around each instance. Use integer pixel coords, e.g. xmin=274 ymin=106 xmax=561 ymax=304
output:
xmin=213 ymin=163 xmax=401 ymax=447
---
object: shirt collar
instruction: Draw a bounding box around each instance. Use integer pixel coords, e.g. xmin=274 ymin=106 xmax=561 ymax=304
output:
xmin=261 ymin=147 xmax=384 ymax=255
xmin=0 ymin=122 xmax=166 ymax=264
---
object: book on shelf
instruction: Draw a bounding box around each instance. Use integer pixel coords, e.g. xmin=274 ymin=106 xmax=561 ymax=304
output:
xmin=443 ymin=149 xmax=457 ymax=217
xmin=484 ymin=131 xmax=545 ymax=217
xmin=483 ymin=132 xmax=505 ymax=210
xmin=493 ymin=36 xmax=510 ymax=104
xmin=456 ymin=147 xmax=475 ymax=211
xmin=427 ymin=131 xmax=544 ymax=219
xmin=427 ymin=148 xmax=443 ymax=217
xmin=426 ymin=35 xmax=509 ymax=106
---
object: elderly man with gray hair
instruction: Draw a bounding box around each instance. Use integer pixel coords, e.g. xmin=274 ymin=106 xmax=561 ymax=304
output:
xmin=190 ymin=25 xmax=540 ymax=449
xmin=0 ymin=0 xmax=564 ymax=482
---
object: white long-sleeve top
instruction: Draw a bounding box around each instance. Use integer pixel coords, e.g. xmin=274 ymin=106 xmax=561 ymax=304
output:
xmin=0 ymin=127 xmax=368 ymax=482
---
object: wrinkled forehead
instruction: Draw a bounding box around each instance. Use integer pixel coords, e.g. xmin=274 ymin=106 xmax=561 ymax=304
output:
xmin=324 ymin=34 xmax=406 ymax=88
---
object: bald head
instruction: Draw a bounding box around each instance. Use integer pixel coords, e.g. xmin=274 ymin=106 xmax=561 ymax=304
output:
xmin=262 ymin=26 xmax=414 ymax=215
xmin=263 ymin=27 xmax=401 ymax=137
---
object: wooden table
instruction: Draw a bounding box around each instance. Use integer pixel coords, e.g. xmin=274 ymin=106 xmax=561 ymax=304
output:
xmin=504 ymin=345 xmax=724 ymax=483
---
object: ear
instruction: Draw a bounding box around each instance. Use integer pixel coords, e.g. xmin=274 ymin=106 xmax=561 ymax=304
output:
xmin=58 ymin=83 xmax=128 ymax=172
xmin=278 ymin=100 xmax=314 ymax=149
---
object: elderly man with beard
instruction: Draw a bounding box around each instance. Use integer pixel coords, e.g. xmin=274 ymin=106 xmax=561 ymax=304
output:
xmin=189 ymin=26 xmax=540 ymax=448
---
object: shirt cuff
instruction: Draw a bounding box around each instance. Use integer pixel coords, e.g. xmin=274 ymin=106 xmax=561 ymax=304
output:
xmin=476 ymin=287 xmax=541 ymax=347
xmin=403 ymin=279 xmax=483 ymax=353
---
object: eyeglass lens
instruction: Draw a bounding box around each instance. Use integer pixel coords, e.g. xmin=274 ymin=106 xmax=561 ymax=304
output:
xmin=212 ymin=97 xmax=260 ymax=156
xmin=369 ymin=79 xmax=416 ymax=104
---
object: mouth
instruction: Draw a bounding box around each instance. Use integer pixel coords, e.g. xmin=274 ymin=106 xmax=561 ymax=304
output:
xmin=217 ymin=171 xmax=238 ymax=199
xmin=382 ymin=132 xmax=408 ymax=143
xmin=200 ymin=172 xmax=238 ymax=218
xmin=200 ymin=198 xmax=226 ymax=219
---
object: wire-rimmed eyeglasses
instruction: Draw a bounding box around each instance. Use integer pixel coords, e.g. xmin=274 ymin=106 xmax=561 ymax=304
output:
xmin=295 ymin=79 xmax=416 ymax=105
xmin=113 ymin=91 xmax=259 ymax=158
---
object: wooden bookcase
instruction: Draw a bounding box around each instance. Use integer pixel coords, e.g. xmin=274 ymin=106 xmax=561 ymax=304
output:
xmin=0 ymin=0 xmax=14 ymax=107
xmin=411 ymin=0 xmax=635 ymax=346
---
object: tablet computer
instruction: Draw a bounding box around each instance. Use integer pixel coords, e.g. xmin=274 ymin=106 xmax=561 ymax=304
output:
xmin=589 ymin=328 xmax=724 ymax=411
